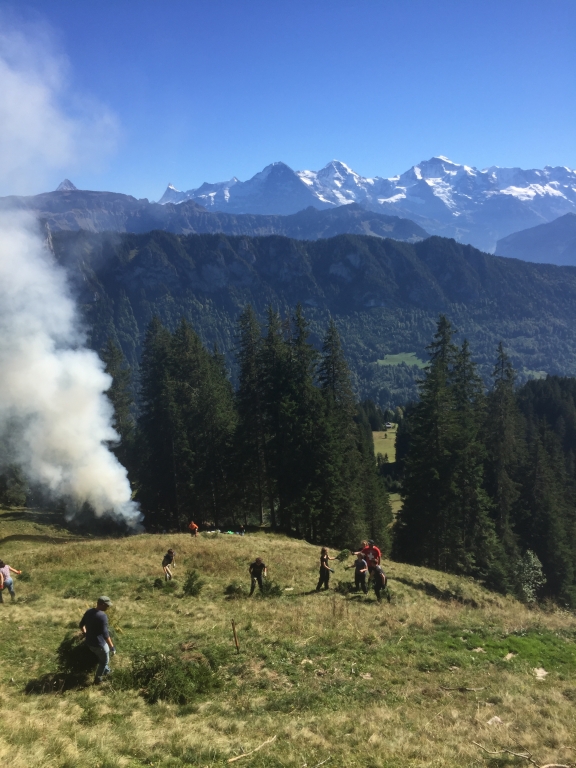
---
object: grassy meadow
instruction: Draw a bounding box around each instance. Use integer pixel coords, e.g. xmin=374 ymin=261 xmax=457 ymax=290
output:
xmin=373 ymin=426 xmax=397 ymax=463
xmin=1 ymin=507 xmax=576 ymax=768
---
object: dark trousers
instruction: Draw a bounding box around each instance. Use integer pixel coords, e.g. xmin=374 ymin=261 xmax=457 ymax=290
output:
xmin=316 ymin=570 xmax=330 ymax=591
xmin=374 ymin=578 xmax=387 ymax=601
xmin=250 ymin=574 xmax=263 ymax=595
xmin=355 ymin=572 xmax=368 ymax=594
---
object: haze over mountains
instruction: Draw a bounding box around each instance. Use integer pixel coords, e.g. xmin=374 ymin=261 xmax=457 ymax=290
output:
xmin=496 ymin=213 xmax=576 ymax=266
xmin=160 ymin=157 xmax=576 ymax=253
xmin=0 ymin=188 xmax=427 ymax=244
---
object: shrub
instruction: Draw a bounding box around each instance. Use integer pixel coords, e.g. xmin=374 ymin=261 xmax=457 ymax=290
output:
xmin=116 ymin=651 xmax=220 ymax=704
xmin=153 ymin=578 xmax=165 ymax=589
xmin=334 ymin=580 xmax=355 ymax=595
xmin=259 ymin=579 xmax=283 ymax=598
xmin=56 ymin=633 xmax=98 ymax=677
xmin=515 ymin=550 xmax=546 ymax=603
xmin=336 ymin=549 xmax=351 ymax=562
xmin=182 ymin=570 xmax=205 ymax=597
xmin=224 ymin=581 xmax=246 ymax=598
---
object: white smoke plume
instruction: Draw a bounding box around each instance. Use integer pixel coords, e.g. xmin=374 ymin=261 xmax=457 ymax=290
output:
xmin=0 ymin=212 xmax=140 ymax=526
xmin=0 ymin=17 xmax=139 ymax=526
xmin=0 ymin=15 xmax=118 ymax=195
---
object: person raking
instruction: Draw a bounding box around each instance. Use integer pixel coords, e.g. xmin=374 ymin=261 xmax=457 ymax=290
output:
xmin=162 ymin=549 xmax=176 ymax=580
xmin=249 ymin=557 xmax=267 ymax=595
xmin=79 ymin=596 xmax=116 ymax=684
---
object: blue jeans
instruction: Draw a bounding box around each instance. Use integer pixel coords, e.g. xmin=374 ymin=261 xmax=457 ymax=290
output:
xmin=88 ymin=645 xmax=110 ymax=680
xmin=0 ymin=577 xmax=15 ymax=601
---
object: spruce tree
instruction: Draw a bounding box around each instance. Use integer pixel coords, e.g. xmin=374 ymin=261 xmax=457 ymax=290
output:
xmin=101 ymin=338 xmax=135 ymax=474
xmin=393 ymin=315 xmax=459 ymax=567
xmin=234 ymin=306 xmax=268 ymax=525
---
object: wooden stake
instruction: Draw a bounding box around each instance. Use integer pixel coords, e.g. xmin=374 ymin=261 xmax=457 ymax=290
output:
xmin=231 ymin=619 xmax=240 ymax=653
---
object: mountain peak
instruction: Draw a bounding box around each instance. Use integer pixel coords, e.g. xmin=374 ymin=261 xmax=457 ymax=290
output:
xmin=56 ymin=179 xmax=78 ymax=192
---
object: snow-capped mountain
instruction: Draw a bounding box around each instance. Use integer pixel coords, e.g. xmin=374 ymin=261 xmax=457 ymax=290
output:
xmin=160 ymin=157 xmax=576 ymax=252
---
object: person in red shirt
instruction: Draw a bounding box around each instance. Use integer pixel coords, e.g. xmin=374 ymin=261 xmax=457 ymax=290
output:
xmin=360 ymin=540 xmax=381 ymax=575
xmin=188 ymin=521 xmax=198 ymax=537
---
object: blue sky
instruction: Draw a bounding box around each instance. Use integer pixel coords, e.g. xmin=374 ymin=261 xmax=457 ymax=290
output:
xmin=2 ymin=0 xmax=576 ymax=199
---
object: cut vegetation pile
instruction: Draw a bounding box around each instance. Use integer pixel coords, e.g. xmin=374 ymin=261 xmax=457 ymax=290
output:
xmin=0 ymin=507 xmax=575 ymax=768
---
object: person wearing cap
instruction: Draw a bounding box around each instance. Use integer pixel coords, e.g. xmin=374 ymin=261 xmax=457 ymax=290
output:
xmin=79 ymin=596 xmax=116 ymax=684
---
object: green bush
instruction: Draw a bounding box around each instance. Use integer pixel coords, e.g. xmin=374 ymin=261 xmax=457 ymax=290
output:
xmin=153 ymin=577 xmax=165 ymax=589
xmin=259 ymin=579 xmax=283 ymax=598
xmin=224 ymin=581 xmax=246 ymax=598
xmin=336 ymin=549 xmax=351 ymax=562
xmin=116 ymin=651 xmax=220 ymax=704
xmin=182 ymin=570 xmax=205 ymax=597
xmin=56 ymin=633 xmax=98 ymax=677
xmin=334 ymin=580 xmax=355 ymax=595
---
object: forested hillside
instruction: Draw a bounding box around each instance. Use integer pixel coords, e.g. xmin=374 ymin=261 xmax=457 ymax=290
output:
xmin=395 ymin=319 xmax=576 ymax=606
xmin=53 ymin=229 xmax=576 ymax=406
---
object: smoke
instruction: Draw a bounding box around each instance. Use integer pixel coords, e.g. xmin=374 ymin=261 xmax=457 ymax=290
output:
xmin=0 ymin=14 xmax=118 ymax=195
xmin=0 ymin=17 xmax=139 ymax=526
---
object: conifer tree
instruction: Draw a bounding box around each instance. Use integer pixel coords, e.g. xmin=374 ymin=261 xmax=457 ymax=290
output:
xmin=234 ymin=306 xmax=268 ymax=524
xmin=101 ymin=338 xmax=135 ymax=474
xmin=483 ymin=343 xmax=523 ymax=565
xmin=136 ymin=317 xmax=178 ymax=528
xmin=393 ymin=315 xmax=459 ymax=567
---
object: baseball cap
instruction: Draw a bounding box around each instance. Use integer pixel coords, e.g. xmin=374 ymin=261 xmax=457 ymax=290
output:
xmin=98 ymin=595 xmax=113 ymax=606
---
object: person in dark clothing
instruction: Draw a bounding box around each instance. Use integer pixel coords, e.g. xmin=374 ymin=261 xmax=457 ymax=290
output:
xmin=372 ymin=564 xmax=387 ymax=602
xmin=162 ymin=549 xmax=176 ymax=580
xmin=79 ymin=596 xmax=116 ymax=683
xmin=347 ymin=553 xmax=368 ymax=594
xmin=316 ymin=547 xmax=336 ymax=591
xmin=249 ymin=557 xmax=267 ymax=595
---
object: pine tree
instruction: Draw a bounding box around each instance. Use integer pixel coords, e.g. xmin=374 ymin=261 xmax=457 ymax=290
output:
xmin=136 ymin=317 xmax=178 ymax=529
xmin=234 ymin=306 xmax=268 ymax=525
xmin=101 ymin=338 xmax=135 ymax=474
xmin=393 ymin=315 xmax=459 ymax=567
xmin=317 ymin=318 xmax=366 ymax=546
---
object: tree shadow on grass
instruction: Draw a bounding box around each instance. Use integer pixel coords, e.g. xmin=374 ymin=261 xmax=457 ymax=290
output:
xmin=393 ymin=576 xmax=478 ymax=607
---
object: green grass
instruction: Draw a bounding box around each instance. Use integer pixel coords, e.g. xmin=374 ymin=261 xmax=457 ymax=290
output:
xmin=373 ymin=425 xmax=397 ymax=462
xmin=377 ymin=352 xmax=427 ymax=368
xmin=1 ymin=506 xmax=576 ymax=768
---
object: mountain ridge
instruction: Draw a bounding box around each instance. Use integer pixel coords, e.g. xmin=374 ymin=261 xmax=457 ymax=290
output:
xmin=0 ymin=189 xmax=427 ymax=243
xmin=159 ymin=156 xmax=576 ymax=252
xmin=51 ymin=229 xmax=576 ymax=407
xmin=496 ymin=213 xmax=576 ymax=266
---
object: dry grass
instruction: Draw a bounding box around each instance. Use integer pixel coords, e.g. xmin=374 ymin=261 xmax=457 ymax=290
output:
xmin=1 ymin=508 xmax=575 ymax=768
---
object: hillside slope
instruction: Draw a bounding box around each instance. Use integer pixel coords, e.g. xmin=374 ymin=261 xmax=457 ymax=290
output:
xmin=1 ymin=507 xmax=575 ymax=768
xmin=54 ymin=229 xmax=576 ymax=405
xmin=0 ymin=189 xmax=426 ymax=242
xmin=496 ymin=212 xmax=576 ymax=266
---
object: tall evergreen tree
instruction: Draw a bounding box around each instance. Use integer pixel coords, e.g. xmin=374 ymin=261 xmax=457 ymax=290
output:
xmin=101 ymin=338 xmax=135 ymax=474
xmin=136 ymin=317 xmax=178 ymax=529
xmin=234 ymin=306 xmax=268 ymax=525
xmin=483 ymin=343 xmax=523 ymax=562
xmin=393 ymin=315 xmax=459 ymax=567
